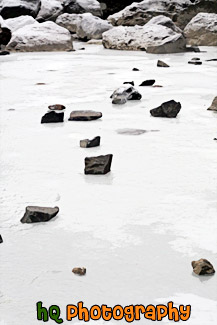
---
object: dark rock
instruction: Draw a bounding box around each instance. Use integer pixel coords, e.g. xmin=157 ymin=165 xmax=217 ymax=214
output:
xmin=36 ymin=83 xmax=46 ymax=85
xmin=132 ymin=68 xmax=139 ymax=71
xmin=0 ymin=235 xmax=3 ymax=244
xmin=0 ymin=50 xmax=10 ymax=55
xmin=85 ymin=154 xmax=113 ymax=175
xmin=192 ymin=259 xmax=215 ymax=275
xmin=191 ymin=57 xmax=200 ymax=60
xmin=207 ymin=97 xmax=217 ymax=111
xmin=0 ymin=0 xmax=41 ymax=19
xmin=150 ymin=100 xmax=181 ymax=118
xmin=41 ymin=111 xmax=64 ymax=123
xmin=48 ymin=104 xmax=66 ymax=111
xmin=72 ymin=267 xmax=86 ymax=276
xmin=80 ymin=136 xmax=101 ymax=148
xmin=123 ymin=81 xmax=134 ymax=86
xmin=214 ymin=138 xmax=217 ymax=141
xmin=153 ymin=85 xmax=163 ymax=88
xmin=68 ymin=110 xmax=102 ymax=121
xmin=157 ymin=60 xmax=169 ymax=67
xmin=20 ymin=206 xmax=59 ymax=224
xmin=0 ymin=26 xmax=12 ymax=47
xmin=139 ymin=79 xmax=155 ymax=86
xmin=188 ymin=60 xmax=202 ymax=65
xmin=206 ymin=59 xmax=217 ymax=61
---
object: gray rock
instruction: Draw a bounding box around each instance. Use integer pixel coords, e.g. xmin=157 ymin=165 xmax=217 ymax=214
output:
xmin=184 ymin=13 xmax=217 ymax=46
xmin=139 ymin=79 xmax=155 ymax=86
xmin=41 ymin=111 xmax=64 ymax=123
xmin=85 ymin=154 xmax=113 ymax=174
xmin=69 ymin=110 xmax=102 ymax=121
xmin=20 ymin=206 xmax=59 ymax=223
xmin=207 ymin=97 xmax=217 ymax=111
xmin=157 ymin=60 xmax=170 ymax=67
xmin=111 ymin=85 xmax=142 ymax=104
xmin=150 ymin=100 xmax=181 ymax=118
xmin=192 ymin=259 xmax=215 ymax=275
xmin=37 ymin=0 xmax=63 ymax=22
xmin=80 ymin=136 xmax=100 ymax=148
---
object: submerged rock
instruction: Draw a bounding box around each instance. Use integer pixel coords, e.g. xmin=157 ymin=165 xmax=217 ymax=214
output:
xmin=69 ymin=110 xmax=102 ymax=121
xmin=132 ymin=68 xmax=139 ymax=71
xmin=103 ymin=16 xmax=187 ymax=53
xmin=188 ymin=58 xmax=202 ymax=65
xmin=85 ymin=154 xmax=113 ymax=174
xmin=21 ymin=206 xmax=59 ymax=223
xmin=48 ymin=104 xmax=66 ymax=111
xmin=111 ymin=85 xmax=142 ymax=104
xmin=157 ymin=60 xmax=169 ymax=67
xmin=192 ymin=259 xmax=215 ymax=275
xmin=139 ymin=79 xmax=155 ymax=86
xmin=150 ymin=100 xmax=181 ymax=118
xmin=0 ymin=235 xmax=3 ymax=244
xmin=207 ymin=97 xmax=217 ymax=111
xmin=0 ymin=0 xmax=41 ymax=19
xmin=41 ymin=111 xmax=64 ymax=123
xmin=72 ymin=267 xmax=86 ymax=275
xmin=80 ymin=136 xmax=100 ymax=148
xmin=184 ymin=13 xmax=217 ymax=46
xmin=7 ymin=21 xmax=73 ymax=52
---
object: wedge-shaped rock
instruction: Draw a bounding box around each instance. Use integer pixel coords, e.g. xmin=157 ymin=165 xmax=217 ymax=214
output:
xmin=41 ymin=111 xmax=64 ymax=123
xmin=69 ymin=110 xmax=102 ymax=121
xmin=0 ymin=0 xmax=41 ymax=19
xmin=37 ymin=0 xmax=63 ymax=22
xmin=139 ymin=79 xmax=155 ymax=86
xmin=103 ymin=16 xmax=186 ymax=53
xmin=80 ymin=136 xmax=100 ymax=148
xmin=150 ymin=100 xmax=181 ymax=118
xmin=111 ymin=85 xmax=142 ymax=104
xmin=6 ymin=21 xmax=73 ymax=51
xmin=207 ymin=97 xmax=217 ymax=111
xmin=184 ymin=13 xmax=217 ymax=46
xmin=21 ymin=206 xmax=59 ymax=223
xmin=107 ymin=0 xmax=217 ymax=30
xmin=192 ymin=259 xmax=215 ymax=275
xmin=85 ymin=154 xmax=113 ymax=175
xmin=157 ymin=60 xmax=169 ymax=67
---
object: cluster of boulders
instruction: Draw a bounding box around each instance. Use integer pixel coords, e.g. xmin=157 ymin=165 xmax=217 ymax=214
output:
xmin=1 ymin=0 xmax=217 ymax=53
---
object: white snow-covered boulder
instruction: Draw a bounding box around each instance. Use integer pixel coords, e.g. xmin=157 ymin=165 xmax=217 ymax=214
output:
xmin=76 ymin=13 xmax=112 ymax=40
xmin=6 ymin=21 xmax=73 ymax=51
xmin=0 ymin=0 xmax=41 ymax=19
xmin=56 ymin=13 xmax=82 ymax=33
xmin=107 ymin=0 xmax=217 ymax=29
xmin=5 ymin=15 xmax=37 ymax=32
xmin=184 ymin=13 xmax=217 ymax=46
xmin=103 ymin=15 xmax=186 ymax=53
xmin=57 ymin=12 xmax=112 ymax=39
xmin=36 ymin=0 xmax=63 ymax=22
xmin=63 ymin=0 xmax=102 ymax=17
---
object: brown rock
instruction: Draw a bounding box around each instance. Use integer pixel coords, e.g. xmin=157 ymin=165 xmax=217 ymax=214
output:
xmin=192 ymin=259 xmax=215 ymax=275
xmin=157 ymin=60 xmax=169 ymax=67
xmin=207 ymin=97 xmax=217 ymax=111
xmin=68 ymin=110 xmax=102 ymax=121
xmin=72 ymin=267 xmax=86 ymax=276
xmin=48 ymin=104 xmax=66 ymax=111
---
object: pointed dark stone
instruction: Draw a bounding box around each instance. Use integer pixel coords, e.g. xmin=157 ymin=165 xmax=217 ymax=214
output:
xmin=41 ymin=111 xmax=64 ymax=123
xmin=20 ymin=206 xmax=59 ymax=224
xmin=150 ymin=100 xmax=181 ymax=118
xmin=139 ymin=79 xmax=155 ymax=86
xmin=85 ymin=154 xmax=113 ymax=175
xmin=80 ymin=136 xmax=101 ymax=148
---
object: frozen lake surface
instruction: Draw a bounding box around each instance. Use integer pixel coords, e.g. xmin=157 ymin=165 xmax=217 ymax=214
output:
xmin=0 ymin=43 xmax=217 ymax=324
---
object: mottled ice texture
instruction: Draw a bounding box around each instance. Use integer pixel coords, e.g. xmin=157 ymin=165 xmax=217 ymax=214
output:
xmin=0 ymin=43 xmax=217 ymax=324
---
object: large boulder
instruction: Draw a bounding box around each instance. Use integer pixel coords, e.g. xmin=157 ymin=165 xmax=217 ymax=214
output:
xmin=100 ymin=0 xmax=141 ymax=18
xmin=103 ymin=16 xmax=187 ymax=53
xmin=184 ymin=13 xmax=217 ymax=46
xmin=0 ymin=0 xmax=41 ymax=19
xmin=0 ymin=16 xmax=12 ymax=47
xmin=56 ymin=12 xmax=112 ymax=39
xmin=36 ymin=0 xmax=63 ymax=22
xmin=6 ymin=21 xmax=73 ymax=51
xmin=107 ymin=0 xmax=217 ymax=30
xmin=110 ymin=85 xmax=142 ymax=104
xmin=21 ymin=206 xmax=59 ymax=223
xmin=150 ymin=100 xmax=181 ymax=118
xmin=5 ymin=15 xmax=37 ymax=32
xmin=76 ymin=13 xmax=112 ymax=40
xmin=63 ymin=0 xmax=102 ymax=17
xmin=56 ymin=13 xmax=82 ymax=33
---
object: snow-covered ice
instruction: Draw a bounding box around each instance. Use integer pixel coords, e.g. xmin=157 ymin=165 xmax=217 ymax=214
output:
xmin=0 ymin=43 xmax=217 ymax=324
